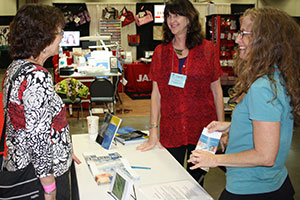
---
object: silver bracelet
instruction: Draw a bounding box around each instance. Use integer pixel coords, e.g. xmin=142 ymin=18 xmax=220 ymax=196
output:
xmin=44 ymin=189 xmax=56 ymax=195
xmin=149 ymin=123 xmax=158 ymax=129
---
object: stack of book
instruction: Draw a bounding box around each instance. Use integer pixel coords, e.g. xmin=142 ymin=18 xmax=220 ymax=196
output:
xmin=115 ymin=126 xmax=149 ymax=145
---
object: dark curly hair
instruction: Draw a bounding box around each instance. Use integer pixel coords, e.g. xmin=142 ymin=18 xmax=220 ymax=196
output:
xmin=8 ymin=4 xmax=65 ymax=60
xmin=233 ymin=8 xmax=300 ymax=123
xmin=162 ymin=0 xmax=204 ymax=49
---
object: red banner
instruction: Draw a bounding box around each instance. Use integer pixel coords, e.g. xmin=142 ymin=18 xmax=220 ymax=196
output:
xmin=124 ymin=63 xmax=152 ymax=93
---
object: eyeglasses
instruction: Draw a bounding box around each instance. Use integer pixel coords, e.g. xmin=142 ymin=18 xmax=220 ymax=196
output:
xmin=56 ymin=30 xmax=64 ymax=36
xmin=237 ymin=30 xmax=252 ymax=39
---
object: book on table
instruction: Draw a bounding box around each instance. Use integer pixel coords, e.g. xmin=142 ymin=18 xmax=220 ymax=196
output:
xmin=96 ymin=112 xmax=122 ymax=150
xmin=115 ymin=126 xmax=149 ymax=145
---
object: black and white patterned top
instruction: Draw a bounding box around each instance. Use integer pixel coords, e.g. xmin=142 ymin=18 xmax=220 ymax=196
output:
xmin=2 ymin=59 xmax=72 ymax=178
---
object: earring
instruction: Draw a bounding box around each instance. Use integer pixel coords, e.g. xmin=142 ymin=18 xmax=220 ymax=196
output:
xmin=43 ymin=49 xmax=46 ymax=54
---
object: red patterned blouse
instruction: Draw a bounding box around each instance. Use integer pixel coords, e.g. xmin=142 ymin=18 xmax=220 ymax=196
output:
xmin=149 ymin=39 xmax=223 ymax=147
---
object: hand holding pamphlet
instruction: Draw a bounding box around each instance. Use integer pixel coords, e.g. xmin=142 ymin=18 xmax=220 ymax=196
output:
xmin=195 ymin=128 xmax=222 ymax=171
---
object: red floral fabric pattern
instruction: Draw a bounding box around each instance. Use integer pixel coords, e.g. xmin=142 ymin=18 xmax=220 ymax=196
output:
xmin=149 ymin=40 xmax=223 ymax=147
xmin=18 ymin=79 xmax=27 ymax=102
xmin=8 ymin=102 xmax=25 ymax=130
xmin=52 ymin=106 xmax=68 ymax=132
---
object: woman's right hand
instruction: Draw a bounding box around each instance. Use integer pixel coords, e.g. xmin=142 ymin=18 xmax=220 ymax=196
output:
xmin=136 ymin=128 xmax=163 ymax=151
xmin=206 ymin=121 xmax=231 ymax=134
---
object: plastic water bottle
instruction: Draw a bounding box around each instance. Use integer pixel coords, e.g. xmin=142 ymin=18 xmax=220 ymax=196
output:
xmin=59 ymin=46 xmax=63 ymax=57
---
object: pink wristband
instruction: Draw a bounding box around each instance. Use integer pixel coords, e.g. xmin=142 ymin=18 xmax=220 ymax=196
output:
xmin=43 ymin=182 xmax=56 ymax=193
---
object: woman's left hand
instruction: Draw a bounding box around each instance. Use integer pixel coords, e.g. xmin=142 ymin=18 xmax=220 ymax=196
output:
xmin=72 ymin=154 xmax=81 ymax=164
xmin=187 ymin=150 xmax=218 ymax=170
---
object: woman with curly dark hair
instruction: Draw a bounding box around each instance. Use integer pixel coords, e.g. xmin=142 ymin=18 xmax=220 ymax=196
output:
xmin=137 ymin=0 xmax=224 ymax=184
xmin=188 ymin=7 xmax=299 ymax=199
xmin=2 ymin=5 xmax=80 ymax=200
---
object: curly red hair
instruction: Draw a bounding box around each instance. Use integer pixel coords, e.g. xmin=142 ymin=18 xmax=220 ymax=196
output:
xmin=233 ymin=8 xmax=300 ymax=123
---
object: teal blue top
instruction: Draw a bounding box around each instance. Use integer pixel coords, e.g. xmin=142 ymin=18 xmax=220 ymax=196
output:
xmin=226 ymin=69 xmax=294 ymax=194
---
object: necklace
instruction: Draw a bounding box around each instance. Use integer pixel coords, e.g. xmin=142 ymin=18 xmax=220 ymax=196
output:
xmin=174 ymin=48 xmax=184 ymax=55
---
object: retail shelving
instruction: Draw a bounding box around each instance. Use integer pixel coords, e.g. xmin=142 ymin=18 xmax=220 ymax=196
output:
xmin=206 ymin=14 xmax=240 ymax=87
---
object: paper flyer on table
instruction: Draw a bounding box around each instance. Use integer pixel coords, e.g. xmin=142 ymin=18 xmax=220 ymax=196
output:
xmin=138 ymin=180 xmax=213 ymax=200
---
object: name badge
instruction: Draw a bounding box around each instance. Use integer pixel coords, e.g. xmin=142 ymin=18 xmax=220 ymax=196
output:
xmin=168 ymin=72 xmax=187 ymax=88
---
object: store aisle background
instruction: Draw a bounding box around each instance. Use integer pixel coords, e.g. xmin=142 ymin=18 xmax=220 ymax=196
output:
xmin=0 ymin=68 xmax=299 ymax=199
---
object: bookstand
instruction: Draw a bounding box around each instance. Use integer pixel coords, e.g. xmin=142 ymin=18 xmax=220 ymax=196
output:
xmin=107 ymin=185 xmax=136 ymax=200
xmin=107 ymin=168 xmax=136 ymax=200
xmin=112 ymin=138 xmax=118 ymax=146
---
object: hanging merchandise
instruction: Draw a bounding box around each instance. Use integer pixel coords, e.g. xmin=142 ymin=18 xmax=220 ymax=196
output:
xmin=54 ymin=3 xmax=90 ymax=37
xmin=135 ymin=6 xmax=153 ymax=27
xmin=63 ymin=10 xmax=74 ymax=24
xmin=127 ymin=34 xmax=140 ymax=46
xmin=73 ymin=7 xmax=91 ymax=27
xmin=102 ymin=7 xmax=119 ymax=20
xmin=119 ymin=7 xmax=135 ymax=27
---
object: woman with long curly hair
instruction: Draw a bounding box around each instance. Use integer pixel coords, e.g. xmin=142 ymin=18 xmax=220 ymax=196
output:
xmin=137 ymin=0 xmax=224 ymax=185
xmin=188 ymin=7 xmax=299 ymax=200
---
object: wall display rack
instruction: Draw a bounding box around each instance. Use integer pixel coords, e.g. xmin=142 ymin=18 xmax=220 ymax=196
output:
xmin=206 ymin=14 xmax=240 ymax=95
xmin=99 ymin=19 xmax=121 ymax=48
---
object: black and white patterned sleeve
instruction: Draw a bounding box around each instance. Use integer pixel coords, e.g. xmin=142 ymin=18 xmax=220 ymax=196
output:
xmin=22 ymin=68 xmax=55 ymax=177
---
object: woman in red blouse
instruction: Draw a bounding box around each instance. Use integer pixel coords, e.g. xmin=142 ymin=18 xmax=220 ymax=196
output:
xmin=137 ymin=0 xmax=224 ymax=184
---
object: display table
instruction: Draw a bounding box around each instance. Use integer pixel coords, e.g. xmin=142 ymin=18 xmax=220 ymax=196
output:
xmin=72 ymin=134 xmax=213 ymax=200
xmin=124 ymin=62 xmax=152 ymax=96
xmin=55 ymin=70 xmax=122 ymax=110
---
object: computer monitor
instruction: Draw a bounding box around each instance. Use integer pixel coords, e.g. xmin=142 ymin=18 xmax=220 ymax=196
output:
xmin=60 ymin=31 xmax=80 ymax=47
xmin=80 ymin=40 xmax=97 ymax=49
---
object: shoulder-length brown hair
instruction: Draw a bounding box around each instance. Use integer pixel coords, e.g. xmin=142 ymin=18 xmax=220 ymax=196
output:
xmin=8 ymin=4 xmax=65 ymax=60
xmin=233 ymin=8 xmax=300 ymax=123
xmin=162 ymin=0 xmax=204 ymax=49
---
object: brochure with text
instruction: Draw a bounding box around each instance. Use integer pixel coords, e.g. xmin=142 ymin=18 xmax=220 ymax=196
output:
xmin=195 ymin=128 xmax=222 ymax=153
xmin=83 ymin=152 xmax=139 ymax=185
xmin=139 ymin=180 xmax=213 ymax=200
xmin=195 ymin=128 xmax=222 ymax=171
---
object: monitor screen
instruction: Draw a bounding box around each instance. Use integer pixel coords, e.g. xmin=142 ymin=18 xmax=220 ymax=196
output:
xmin=80 ymin=40 xmax=97 ymax=49
xmin=60 ymin=31 xmax=80 ymax=47
xmin=154 ymin=4 xmax=165 ymax=23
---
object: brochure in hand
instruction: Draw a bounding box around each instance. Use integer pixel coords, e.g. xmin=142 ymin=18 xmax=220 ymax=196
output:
xmin=115 ymin=126 xmax=149 ymax=145
xmin=195 ymin=127 xmax=222 ymax=171
xmin=96 ymin=112 xmax=122 ymax=150
xmin=83 ymin=152 xmax=139 ymax=185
